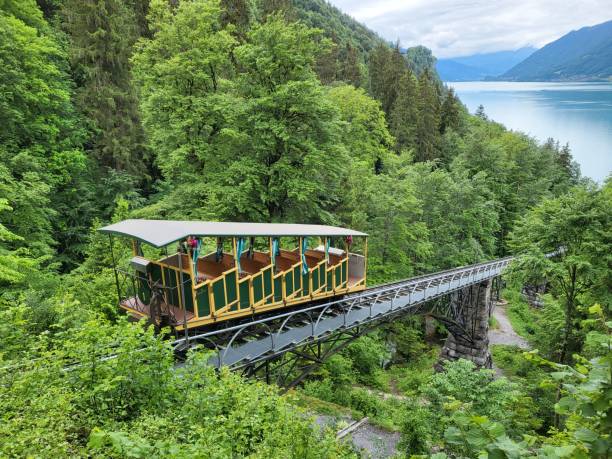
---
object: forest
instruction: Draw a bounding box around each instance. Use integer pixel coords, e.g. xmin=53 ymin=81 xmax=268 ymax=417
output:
xmin=0 ymin=0 xmax=609 ymax=457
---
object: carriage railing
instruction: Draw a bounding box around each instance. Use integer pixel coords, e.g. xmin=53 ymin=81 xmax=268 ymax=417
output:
xmin=114 ymin=267 xmax=188 ymax=325
xmin=113 ymin=254 xmax=351 ymax=327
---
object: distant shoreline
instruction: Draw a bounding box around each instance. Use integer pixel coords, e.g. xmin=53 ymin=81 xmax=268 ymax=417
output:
xmin=448 ymin=81 xmax=612 ymax=183
xmin=443 ymin=78 xmax=612 ymax=83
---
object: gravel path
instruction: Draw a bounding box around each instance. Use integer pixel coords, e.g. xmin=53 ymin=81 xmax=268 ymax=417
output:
xmin=350 ymin=422 xmax=401 ymax=458
xmin=489 ymin=302 xmax=530 ymax=349
xmin=314 ymin=414 xmax=401 ymax=458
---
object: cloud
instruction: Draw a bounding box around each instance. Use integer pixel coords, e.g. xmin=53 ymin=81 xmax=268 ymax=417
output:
xmin=328 ymin=0 xmax=611 ymax=58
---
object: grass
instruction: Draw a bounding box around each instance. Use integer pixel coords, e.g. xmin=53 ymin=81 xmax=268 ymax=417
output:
xmin=489 ymin=316 xmax=499 ymax=329
xmin=288 ymin=391 xmax=358 ymax=419
xmin=502 ymin=288 xmax=540 ymax=343
xmin=491 ymin=344 xmax=530 ymax=377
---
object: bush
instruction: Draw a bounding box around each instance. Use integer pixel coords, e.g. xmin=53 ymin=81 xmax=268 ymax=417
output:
xmin=397 ymin=358 xmax=541 ymax=449
xmin=348 ymin=387 xmax=384 ymax=416
xmin=384 ymin=347 xmax=438 ymax=395
xmin=384 ymin=316 xmax=428 ymax=362
xmin=491 ymin=345 xmax=557 ymax=431
xmin=343 ymin=333 xmax=390 ymax=387
xmin=303 ymin=379 xmax=341 ymax=404
xmin=0 ymin=312 xmax=355 ymax=458
xmin=399 ymin=405 xmax=435 ymax=455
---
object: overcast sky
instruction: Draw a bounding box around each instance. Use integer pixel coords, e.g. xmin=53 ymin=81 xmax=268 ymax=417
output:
xmin=327 ymin=0 xmax=611 ymax=58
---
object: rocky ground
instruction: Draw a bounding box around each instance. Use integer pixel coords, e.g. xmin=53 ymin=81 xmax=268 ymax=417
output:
xmin=314 ymin=415 xmax=401 ymax=458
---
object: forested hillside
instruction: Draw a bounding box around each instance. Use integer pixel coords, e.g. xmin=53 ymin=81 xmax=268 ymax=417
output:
xmin=1 ymin=0 xmax=610 ymax=457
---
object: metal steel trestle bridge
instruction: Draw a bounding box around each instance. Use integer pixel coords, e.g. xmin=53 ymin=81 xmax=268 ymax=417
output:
xmin=173 ymin=256 xmax=514 ymax=387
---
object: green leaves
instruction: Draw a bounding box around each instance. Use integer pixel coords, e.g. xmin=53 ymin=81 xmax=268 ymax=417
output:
xmin=507 ymin=182 xmax=611 ymax=363
xmin=133 ymin=4 xmax=347 ymax=223
xmin=0 ymin=2 xmax=90 ymax=271
xmin=133 ymin=0 xmax=237 ymax=185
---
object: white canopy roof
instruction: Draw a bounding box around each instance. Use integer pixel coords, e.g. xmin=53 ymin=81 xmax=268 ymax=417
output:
xmin=99 ymin=219 xmax=367 ymax=248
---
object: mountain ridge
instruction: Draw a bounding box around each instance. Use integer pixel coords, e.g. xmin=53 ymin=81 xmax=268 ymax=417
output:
xmin=437 ymin=47 xmax=536 ymax=81
xmin=500 ymin=20 xmax=612 ymax=81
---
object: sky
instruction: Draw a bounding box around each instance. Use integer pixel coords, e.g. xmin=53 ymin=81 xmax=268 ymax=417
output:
xmin=327 ymin=0 xmax=611 ymax=58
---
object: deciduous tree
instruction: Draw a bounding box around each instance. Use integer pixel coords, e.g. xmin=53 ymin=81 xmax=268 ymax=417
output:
xmin=508 ymin=181 xmax=611 ymax=363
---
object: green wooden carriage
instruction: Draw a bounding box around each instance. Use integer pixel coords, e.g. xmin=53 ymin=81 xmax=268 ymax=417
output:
xmin=100 ymin=220 xmax=367 ymax=330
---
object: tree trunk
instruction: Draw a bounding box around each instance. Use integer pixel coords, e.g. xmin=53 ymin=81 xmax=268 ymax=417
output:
xmin=559 ymin=265 xmax=577 ymax=364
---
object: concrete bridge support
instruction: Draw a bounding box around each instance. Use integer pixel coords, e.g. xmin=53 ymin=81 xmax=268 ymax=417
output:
xmin=437 ymin=279 xmax=493 ymax=370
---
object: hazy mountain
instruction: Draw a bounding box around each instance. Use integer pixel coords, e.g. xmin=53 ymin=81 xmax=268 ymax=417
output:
xmin=437 ymin=47 xmax=537 ymax=81
xmin=436 ymin=59 xmax=488 ymax=81
xmin=501 ymin=20 xmax=612 ymax=81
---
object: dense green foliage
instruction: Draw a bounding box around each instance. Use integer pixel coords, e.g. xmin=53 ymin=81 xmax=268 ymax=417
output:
xmin=0 ymin=0 xmax=609 ymax=457
xmin=433 ymin=309 xmax=611 ymax=459
xmin=508 ymin=182 xmax=611 ymax=362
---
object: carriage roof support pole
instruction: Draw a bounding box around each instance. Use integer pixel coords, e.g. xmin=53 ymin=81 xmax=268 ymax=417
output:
xmin=178 ymin=246 xmax=189 ymax=344
xmin=364 ymin=236 xmax=368 ymax=285
xmin=109 ymin=234 xmax=121 ymax=307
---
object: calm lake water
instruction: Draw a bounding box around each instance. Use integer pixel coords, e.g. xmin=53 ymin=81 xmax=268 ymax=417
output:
xmin=449 ymin=82 xmax=612 ymax=183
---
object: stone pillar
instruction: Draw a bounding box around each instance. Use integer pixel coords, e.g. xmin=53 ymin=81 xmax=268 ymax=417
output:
xmin=521 ymin=280 xmax=547 ymax=308
xmin=436 ymin=279 xmax=493 ymax=370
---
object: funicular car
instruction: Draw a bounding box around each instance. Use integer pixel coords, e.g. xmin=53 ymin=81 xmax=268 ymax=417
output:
xmin=100 ymin=220 xmax=368 ymax=331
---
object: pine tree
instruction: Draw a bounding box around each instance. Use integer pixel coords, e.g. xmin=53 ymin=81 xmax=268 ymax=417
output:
xmin=126 ymin=0 xmax=152 ymax=38
xmin=338 ymin=43 xmax=362 ymax=87
xmin=439 ymin=87 xmax=461 ymax=134
xmin=36 ymin=0 xmax=62 ymax=21
xmin=383 ymin=43 xmax=406 ymax=111
xmin=260 ymin=0 xmax=295 ymax=20
xmin=316 ymin=32 xmax=339 ymax=84
xmin=475 ymin=104 xmax=487 ymax=120
xmin=557 ymin=143 xmax=580 ymax=182
xmin=368 ymin=42 xmax=407 ymax=115
xmin=62 ymin=0 xmax=147 ymax=175
xmin=389 ymin=70 xmax=419 ymax=153
xmin=368 ymin=43 xmax=391 ymax=107
xmin=415 ymin=69 xmax=441 ymax=161
xmin=220 ymin=0 xmax=252 ymax=39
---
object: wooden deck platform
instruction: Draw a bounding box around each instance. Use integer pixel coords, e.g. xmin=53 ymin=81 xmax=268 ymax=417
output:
xmin=120 ymin=297 xmax=195 ymax=324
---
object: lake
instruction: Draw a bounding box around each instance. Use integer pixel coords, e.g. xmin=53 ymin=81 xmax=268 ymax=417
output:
xmin=449 ymin=82 xmax=612 ymax=183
